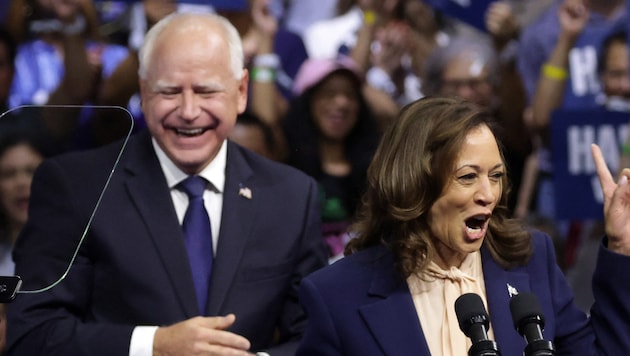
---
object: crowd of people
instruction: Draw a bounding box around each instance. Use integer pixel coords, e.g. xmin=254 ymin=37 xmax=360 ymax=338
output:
xmin=0 ymin=0 xmax=629 ymax=355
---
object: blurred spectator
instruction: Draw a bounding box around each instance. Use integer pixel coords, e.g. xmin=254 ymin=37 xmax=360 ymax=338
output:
xmin=605 ymin=29 xmax=630 ymax=174
xmin=277 ymin=0 xmax=338 ymax=38
xmin=302 ymin=0 xmax=438 ymax=130
xmin=528 ymin=9 xmax=628 ymax=312
xmin=597 ymin=29 xmax=630 ymax=112
xmin=423 ymin=34 xmax=531 ymax=216
xmin=524 ymin=0 xmax=590 ymax=237
xmin=92 ymin=0 xmax=131 ymax=45
xmin=228 ymin=111 xmax=279 ymax=161
xmin=566 ymin=28 xmax=625 ymax=310
xmin=360 ymin=0 xmax=430 ymax=107
xmin=1 ymin=25 xmax=60 ymax=156
xmin=284 ymin=56 xmax=380 ymax=261
xmin=518 ymin=0 xmax=627 ymax=112
xmin=0 ymin=133 xmax=48 ymax=276
xmin=566 ymin=30 xmax=628 ymax=313
xmin=240 ymin=0 xmax=309 ymax=123
xmin=216 ymin=0 xmax=308 ymax=165
xmin=5 ymin=0 xmax=131 ymax=148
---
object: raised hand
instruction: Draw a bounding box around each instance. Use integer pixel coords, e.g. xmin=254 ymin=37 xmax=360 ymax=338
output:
xmin=558 ymin=0 xmax=589 ymax=38
xmin=485 ymin=1 xmax=519 ymax=45
xmin=592 ymin=144 xmax=630 ymax=255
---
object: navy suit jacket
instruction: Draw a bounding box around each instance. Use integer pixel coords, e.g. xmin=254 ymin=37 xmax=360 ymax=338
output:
xmin=7 ymin=130 xmax=328 ymax=355
xmin=297 ymin=231 xmax=630 ymax=355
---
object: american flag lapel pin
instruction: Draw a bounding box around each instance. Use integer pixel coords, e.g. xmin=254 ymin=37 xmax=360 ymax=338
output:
xmin=507 ymin=283 xmax=519 ymax=298
xmin=238 ymin=184 xmax=252 ymax=200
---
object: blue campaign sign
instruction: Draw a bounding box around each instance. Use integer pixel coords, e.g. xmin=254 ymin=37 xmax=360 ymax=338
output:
xmin=423 ymin=0 xmax=493 ymax=31
xmin=551 ymin=109 xmax=630 ymax=220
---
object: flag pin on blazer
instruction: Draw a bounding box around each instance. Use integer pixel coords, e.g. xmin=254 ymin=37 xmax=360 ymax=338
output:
xmin=507 ymin=283 xmax=519 ymax=298
xmin=238 ymin=184 xmax=252 ymax=199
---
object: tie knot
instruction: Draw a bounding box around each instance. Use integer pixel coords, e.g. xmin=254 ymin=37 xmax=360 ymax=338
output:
xmin=179 ymin=176 xmax=207 ymax=199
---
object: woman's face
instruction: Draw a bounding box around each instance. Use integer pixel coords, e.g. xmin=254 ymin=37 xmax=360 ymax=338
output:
xmin=427 ymin=125 xmax=503 ymax=268
xmin=310 ymin=72 xmax=360 ymax=142
xmin=0 ymin=143 xmax=44 ymax=227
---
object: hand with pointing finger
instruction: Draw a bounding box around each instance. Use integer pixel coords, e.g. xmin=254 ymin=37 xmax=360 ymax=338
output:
xmin=591 ymin=144 xmax=630 ymax=255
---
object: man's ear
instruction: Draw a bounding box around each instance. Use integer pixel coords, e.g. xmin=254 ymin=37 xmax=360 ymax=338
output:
xmin=238 ymin=68 xmax=250 ymax=114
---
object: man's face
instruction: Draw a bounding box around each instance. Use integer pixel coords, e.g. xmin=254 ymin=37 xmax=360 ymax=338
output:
xmin=440 ymin=55 xmax=493 ymax=108
xmin=601 ymin=40 xmax=630 ymax=99
xmin=140 ymin=21 xmax=248 ymax=174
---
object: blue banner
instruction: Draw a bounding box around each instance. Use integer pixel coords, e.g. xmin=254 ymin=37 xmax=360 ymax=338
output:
xmin=551 ymin=109 xmax=630 ymax=220
xmin=423 ymin=0 xmax=493 ymax=31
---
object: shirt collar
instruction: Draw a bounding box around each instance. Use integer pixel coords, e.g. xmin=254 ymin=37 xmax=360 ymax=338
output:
xmin=152 ymin=138 xmax=227 ymax=192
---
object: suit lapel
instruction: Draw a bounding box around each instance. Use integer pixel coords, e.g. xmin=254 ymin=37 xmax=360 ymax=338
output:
xmin=206 ymin=143 xmax=256 ymax=314
xmin=481 ymin=248 xmax=530 ymax=356
xmin=124 ymin=132 xmax=198 ymax=318
xmin=359 ymin=249 xmax=431 ymax=356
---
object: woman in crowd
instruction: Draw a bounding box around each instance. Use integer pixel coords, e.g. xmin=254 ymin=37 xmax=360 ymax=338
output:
xmin=283 ymin=56 xmax=381 ymax=261
xmin=296 ymin=96 xmax=630 ymax=355
xmin=0 ymin=133 xmax=47 ymax=276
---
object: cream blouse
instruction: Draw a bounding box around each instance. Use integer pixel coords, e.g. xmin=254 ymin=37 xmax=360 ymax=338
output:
xmin=407 ymin=251 xmax=495 ymax=356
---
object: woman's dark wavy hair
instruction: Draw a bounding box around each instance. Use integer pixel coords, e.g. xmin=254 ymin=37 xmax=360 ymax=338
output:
xmin=345 ymin=96 xmax=532 ymax=277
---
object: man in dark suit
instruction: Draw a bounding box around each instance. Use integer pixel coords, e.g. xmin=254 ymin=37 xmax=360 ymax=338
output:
xmin=6 ymin=12 xmax=327 ymax=356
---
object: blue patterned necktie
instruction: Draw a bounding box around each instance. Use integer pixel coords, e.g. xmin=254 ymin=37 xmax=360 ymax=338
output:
xmin=179 ymin=176 xmax=213 ymax=314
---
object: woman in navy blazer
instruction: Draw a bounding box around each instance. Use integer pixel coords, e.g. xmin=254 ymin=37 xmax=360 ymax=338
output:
xmin=297 ymin=96 xmax=630 ymax=355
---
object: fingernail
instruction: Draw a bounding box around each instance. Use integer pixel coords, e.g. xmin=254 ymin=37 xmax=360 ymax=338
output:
xmin=620 ymin=175 xmax=628 ymax=186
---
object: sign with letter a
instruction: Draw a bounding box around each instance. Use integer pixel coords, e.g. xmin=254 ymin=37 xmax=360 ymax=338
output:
xmin=551 ymin=109 xmax=630 ymax=219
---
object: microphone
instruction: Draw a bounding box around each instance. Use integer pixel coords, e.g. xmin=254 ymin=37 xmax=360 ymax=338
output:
xmin=509 ymin=292 xmax=556 ymax=356
xmin=455 ymin=293 xmax=501 ymax=356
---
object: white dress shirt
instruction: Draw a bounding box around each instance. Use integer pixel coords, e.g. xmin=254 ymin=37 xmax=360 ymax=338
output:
xmin=128 ymin=139 xmax=227 ymax=356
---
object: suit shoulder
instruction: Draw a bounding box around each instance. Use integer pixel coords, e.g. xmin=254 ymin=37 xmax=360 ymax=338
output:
xmin=528 ymin=229 xmax=557 ymax=255
xmin=305 ymin=245 xmax=391 ymax=288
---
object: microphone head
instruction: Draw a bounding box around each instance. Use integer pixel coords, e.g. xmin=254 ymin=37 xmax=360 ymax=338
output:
xmin=509 ymin=292 xmax=546 ymax=335
xmin=455 ymin=293 xmax=490 ymax=337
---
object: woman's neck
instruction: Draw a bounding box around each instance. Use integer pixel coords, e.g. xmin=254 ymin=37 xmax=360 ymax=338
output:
xmin=319 ymin=140 xmax=351 ymax=177
xmin=432 ymin=241 xmax=467 ymax=270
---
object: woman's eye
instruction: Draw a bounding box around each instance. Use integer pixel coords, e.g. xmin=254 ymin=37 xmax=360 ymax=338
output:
xmin=490 ymin=172 xmax=505 ymax=181
xmin=458 ymin=173 xmax=476 ymax=181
